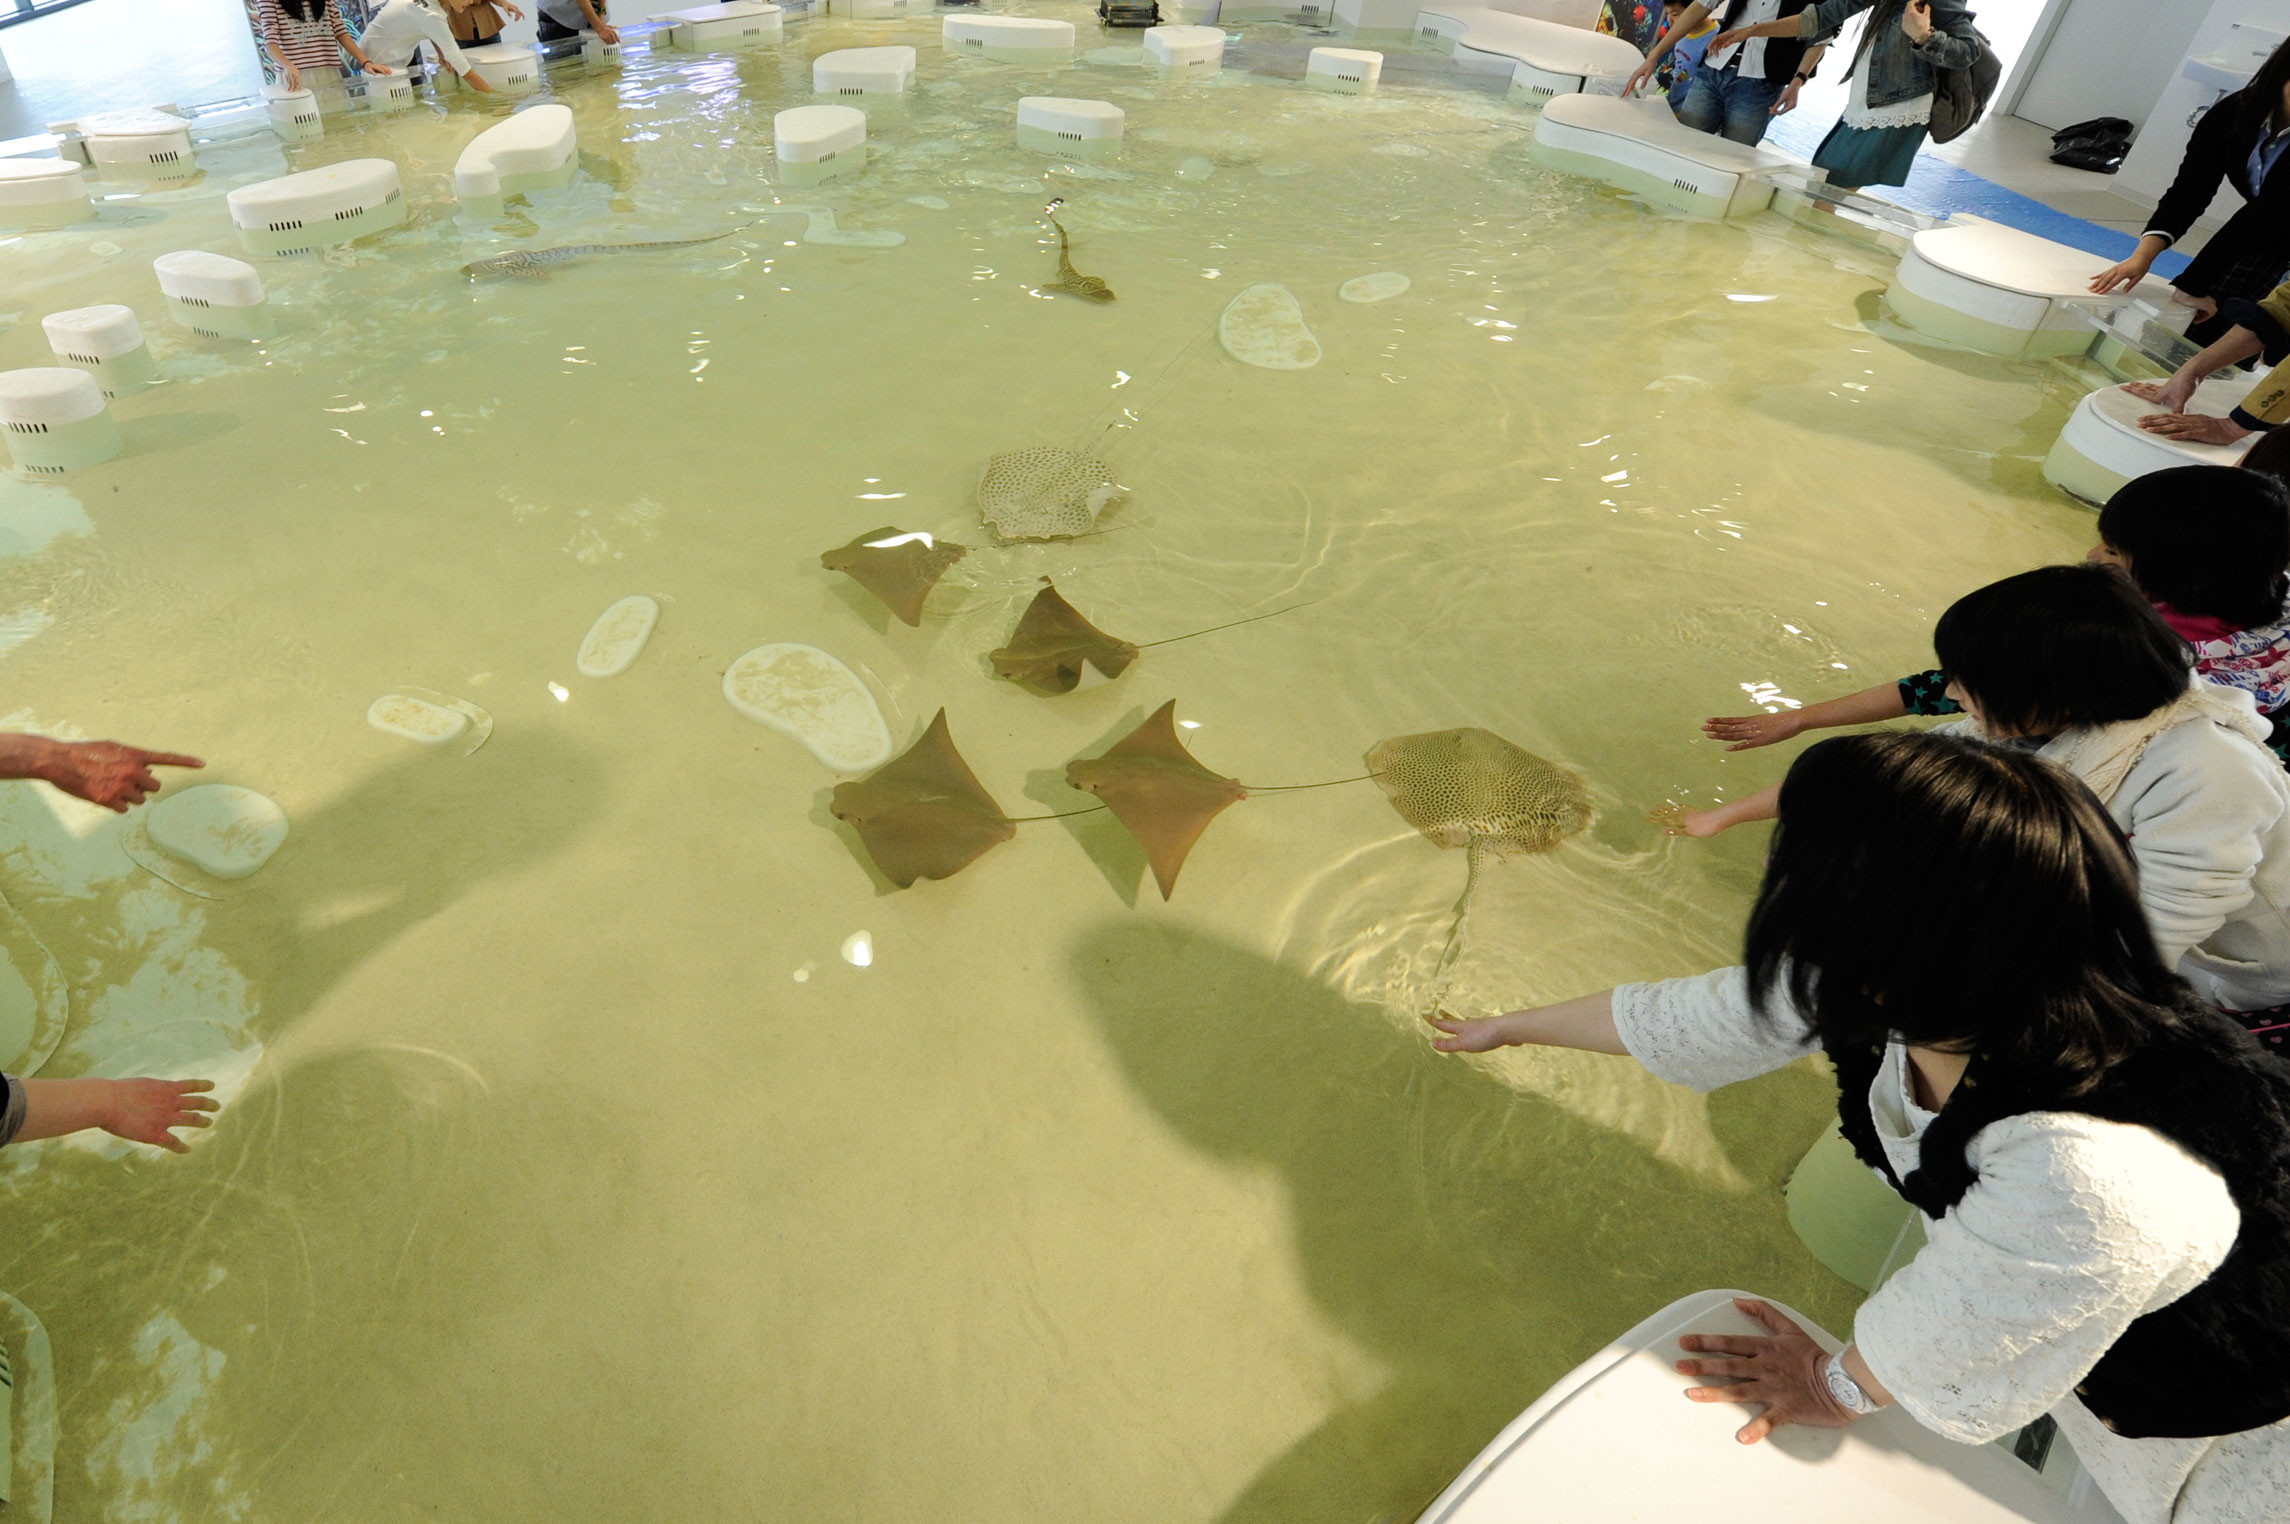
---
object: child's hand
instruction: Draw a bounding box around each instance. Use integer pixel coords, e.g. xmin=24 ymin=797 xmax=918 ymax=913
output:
xmin=368 ymin=60 xmax=394 ymax=74
xmin=1425 ymin=1011 xmax=1512 ymax=1053
xmin=285 ymin=62 xmax=303 ymax=90
xmin=1701 ymin=710 xmax=1803 ymax=751
xmin=1649 ymin=803 xmax=1731 ymax=838
xmin=102 ymin=1079 xmax=217 ymax=1153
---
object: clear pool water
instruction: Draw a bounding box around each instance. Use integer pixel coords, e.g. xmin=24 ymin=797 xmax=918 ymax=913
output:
xmin=0 ymin=15 xmax=2103 ymax=1520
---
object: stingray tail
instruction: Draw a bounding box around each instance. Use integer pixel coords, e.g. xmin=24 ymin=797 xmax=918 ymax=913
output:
xmin=1420 ymin=837 xmax=1484 ymax=1019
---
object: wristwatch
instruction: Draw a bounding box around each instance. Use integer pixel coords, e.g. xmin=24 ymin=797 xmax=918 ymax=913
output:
xmin=1825 ymin=1350 xmax=1878 ymax=1416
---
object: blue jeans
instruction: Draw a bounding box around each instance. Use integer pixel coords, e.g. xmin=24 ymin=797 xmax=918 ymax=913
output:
xmin=1675 ymin=61 xmax=1783 ymax=146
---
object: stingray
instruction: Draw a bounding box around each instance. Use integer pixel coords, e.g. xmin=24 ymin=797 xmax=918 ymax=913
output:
xmin=830 ymin=710 xmax=1018 ymax=887
xmin=990 ymin=582 xmax=1317 ymax=697
xmin=1065 ymin=701 xmax=1249 ymax=900
xmin=978 ymin=447 xmax=1128 ymax=541
xmin=1042 ymin=199 xmax=1114 ymax=303
xmin=820 ymin=527 xmax=970 ymax=626
xmin=1365 ymin=727 xmax=1592 ymax=997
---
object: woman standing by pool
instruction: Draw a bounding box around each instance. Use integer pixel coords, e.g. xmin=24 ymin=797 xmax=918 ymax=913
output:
xmin=1708 ymin=0 xmax=1981 ymax=190
xmin=1432 ymin=732 xmax=2290 ymax=1523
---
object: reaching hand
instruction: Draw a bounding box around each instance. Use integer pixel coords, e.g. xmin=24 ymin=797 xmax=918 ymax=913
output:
xmin=38 ymin=740 xmax=203 ymax=811
xmin=502 ymin=0 xmax=524 ymax=13
xmin=1700 ymin=710 xmax=1803 ymax=751
xmin=595 ymin=19 xmax=619 ymax=42
xmin=465 ymin=69 xmax=495 ymax=91
xmin=102 ymin=1078 xmax=218 ymax=1153
xmin=1623 ymin=58 xmax=1658 ymax=99
xmin=1771 ymin=80 xmax=1802 ymax=115
xmin=2139 ymin=412 xmax=2252 ymax=445
xmin=2121 ymin=378 xmax=2194 ymax=411
xmin=2087 ymin=256 xmax=2151 ymax=295
xmin=2184 ymin=294 xmax=2220 ymax=322
xmin=1424 ymin=1010 xmax=1512 ymax=1054
xmin=1648 ymin=803 xmax=1730 ymax=838
xmin=367 ymin=60 xmax=394 ymax=74
xmin=285 ymin=62 xmax=303 ymax=90
xmin=1675 ymin=1298 xmax=1857 ymax=1443
xmin=1706 ymin=27 xmax=1748 ymax=55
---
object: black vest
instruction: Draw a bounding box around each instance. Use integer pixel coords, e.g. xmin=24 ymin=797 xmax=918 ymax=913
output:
xmin=1710 ymin=0 xmax=1812 ymax=85
xmin=1828 ymin=1011 xmax=2290 ymax=1440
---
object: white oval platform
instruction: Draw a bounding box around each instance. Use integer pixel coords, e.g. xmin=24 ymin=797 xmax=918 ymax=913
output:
xmin=815 ymin=45 xmax=916 ymax=95
xmin=455 ymin=102 xmax=579 ymax=201
xmin=361 ymin=70 xmax=418 ymax=110
xmin=0 ymin=368 xmax=120 ymax=477
xmin=79 ymin=108 xmax=194 ymax=178
xmin=264 ymin=83 xmax=322 ymax=139
xmin=226 ymin=157 xmax=407 ymax=256
xmin=42 ymin=304 xmax=157 ymax=398
xmin=464 ymin=42 xmax=543 ymax=92
xmin=1417 ymin=1290 xmax=2127 ymax=1524
xmin=2044 ymin=371 xmax=2262 ymax=506
xmin=154 ymin=250 xmax=273 ymax=340
xmin=943 ymin=14 xmax=1076 ymax=59
xmin=1306 ymin=46 xmax=1382 ymax=93
xmin=0 ymin=158 xmax=92 ymax=229
xmin=1889 ymin=220 xmax=2177 ymax=360
xmin=1533 ymin=92 xmax=1804 ymax=218
xmin=663 ymin=1 xmax=783 ymax=49
xmin=1144 ymin=24 xmax=1227 ymax=72
xmin=1417 ymin=6 xmax=1641 ymax=97
xmin=775 ymin=103 xmax=867 ymax=185
xmin=1017 ymin=97 xmax=1123 ymax=157
xmin=828 ymin=0 xmax=932 ymax=16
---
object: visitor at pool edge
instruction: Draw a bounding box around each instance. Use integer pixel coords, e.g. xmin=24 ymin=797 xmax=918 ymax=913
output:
xmin=1708 ymin=0 xmax=1980 ymax=191
xmin=0 ymin=733 xmax=202 ymax=813
xmin=1433 ymin=732 xmax=2290 ymax=1522
xmin=356 ymin=0 xmax=499 ymax=91
xmin=1623 ymin=1 xmax=1827 ymax=148
xmin=534 ymin=0 xmax=616 ymax=48
xmin=449 ymin=0 xmax=526 ymax=51
xmin=2121 ymin=274 xmax=2290 ymax=448
xmin=256 ymin=0 xmax=392 ymax=95
xmin=2088 ymin=36 xmax=2290 ymax=350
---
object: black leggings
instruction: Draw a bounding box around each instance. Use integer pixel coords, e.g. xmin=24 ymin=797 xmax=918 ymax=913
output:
xmin=536 ymin=12 xmax=583 ymax=40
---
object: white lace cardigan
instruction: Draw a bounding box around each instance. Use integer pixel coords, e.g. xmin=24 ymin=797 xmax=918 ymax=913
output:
xmin=1610 ymin=967 xmax=2290 ymax=1523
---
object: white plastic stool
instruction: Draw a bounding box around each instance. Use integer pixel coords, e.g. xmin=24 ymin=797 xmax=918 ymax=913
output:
xmin=1143 ymin=24 xmax=1226 ymax=73
xmin=0 ymin=370 xmax=121 ymax=477
xmin=455 ymin=102 xmax=578 ymax=202
xmin=78 ymin=108 xmax=194 ymax=177
xmin=361 ymin=70 xmax=417 ymax=110
xmin=1016 ymin=97 xmax=1123 ymax=159
xmin=663 ymin=1 xmax=783 ymax=48
xmin=42 ymin=305 xmax=157 ymax=398
xmin=814 ymin=45 xmax=915 ymax=95
xmin=463 ymin=42 xmax=542 ymax=92
xmin=1305 ymin=46 xmax=1380 ymax=92
xmin=0 ymin=159 xmax=92 ymax=229
xmin=943 ymin=15 xmax=1076 ymax=59
xmin=774 ymin=104 xmax=866 ymax=185
xmin=226 ymin=157 xmax=407 ymax=256
xmin=265 ymin=83 xmax=322 ymax=140
xmin=154 ymin=251 xmax=274 ymax=340
xmin=829 ymin=0 xmax=931 ymax=15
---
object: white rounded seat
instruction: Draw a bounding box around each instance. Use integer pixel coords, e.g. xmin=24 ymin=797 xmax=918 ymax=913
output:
xmin=828 ymin=0 xmax=931 ymax=16
xmin=1890 ymin=220 xmax=2173 ymax=359
xmin=943 ymin=14 xmax=1076 ymax=58
xmin=455 ymin=102 xmax=578 ymax=200
xmin=264 ymin=83 xmax=322 ymax=140
xmin=1533 ymin=92 xmax=1802 ymax=219
xmin=814 ymin=45 xmax=916 ymax=95
xmin=463 ymin=42 xmax=542 ymax=92
xmin=0 ymin=159 xmax=92 ymax=229
xmin=1306 ymin=46 xmax=1382 ymax=92
xmin=78 ymin=108 xmax=194 ymax=177
xmin=154 ymin=251 xmax=273 ymax=340
xmin=361 ymin=70 xmax=418 ymax=109
xmin=1416 ymin=6 xmax=1641 ymax=96
xmin=0 ymin=369 xmax=121 ymax=477
xmin=1143 ymin=24 xmax=1226 ymax=72
xmin=775 ymin=104 xmax=867 ymax=184
xmin=1017 ymin=97 xmax=1123 ymax=157
xmin=662 ymin=1 xmax=782 ymax=49
xmin=226 ymin=157 xmax=407 ymax=256
xmin=2044 ymin=372 xmax=2261 ymax=506
xmin=42 ymin=304 xmax=157 ymax=398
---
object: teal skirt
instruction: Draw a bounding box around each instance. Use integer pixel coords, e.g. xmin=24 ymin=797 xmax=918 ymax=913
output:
xmin=1812 ymin=120 xmax=1927 ymax=190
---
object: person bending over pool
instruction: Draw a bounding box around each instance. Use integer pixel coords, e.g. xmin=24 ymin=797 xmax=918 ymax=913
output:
xmin=356 ymin=0 xmax=497 ymax=90
xmin=1434 ymin=732 xmax=2290 ymax=1523
xmin=449 ymin=0 xmax=525 ymax=49
xmin=1624 ymin=1 xmax=1827 ymax=146
xmin=0 ymin=733 xmax=201 ymax=812
xmin=1666 ymin=566 xmax=2290 ymax=1019
xmin=534 ymin=0 xmax=615 ymax=46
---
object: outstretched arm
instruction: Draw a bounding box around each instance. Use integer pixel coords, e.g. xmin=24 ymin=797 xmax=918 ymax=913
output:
xmin=1702 ymin=679 xmax=1913 ymax=752
xmin=0 ymin=734 xmax=203 ymax=811
xmin=1426 ymin=989 xmax=1628 ymax=1055
xmin=15 ymin=1077 xmax=217 ymax=1153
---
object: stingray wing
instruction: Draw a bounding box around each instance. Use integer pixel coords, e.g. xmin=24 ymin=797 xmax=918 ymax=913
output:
xmin=990 ymin=583 xmax=1141 ymax=695
xmin=830 ymin=710 xmax=1015 ymax=886
xmin=1065 ymin=701 xmax=1246 ymax=899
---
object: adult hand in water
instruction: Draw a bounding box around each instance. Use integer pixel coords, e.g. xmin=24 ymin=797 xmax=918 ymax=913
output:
xmin=1675 ymin=1299 xmax=1862 ymax=1442
xmin=1701 ymin=710 xmax=1806 ymax=750
xmin=0 ymin=735 xmax=204 ymax=811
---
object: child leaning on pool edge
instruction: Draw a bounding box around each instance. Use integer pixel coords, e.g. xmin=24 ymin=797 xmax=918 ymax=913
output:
xmin=1670 ymin=464 xmax=2290 ymax=838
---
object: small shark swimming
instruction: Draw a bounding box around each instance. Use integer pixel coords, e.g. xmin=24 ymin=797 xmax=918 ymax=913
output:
xmin=462 ymin=228 xmax=743 ymax=280
xmin=1042 ymin=199 xmax=1114 ymax=303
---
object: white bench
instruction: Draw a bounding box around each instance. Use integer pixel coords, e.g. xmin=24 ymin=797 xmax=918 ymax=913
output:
xmin=775 ymin=104 xmax=867 ymax=186
xmin=154 ymin=251 xmax=273 ymax=341
xmin=226 ymin=158 xmax=406 ymax=256
xmin=455 ymin=102 xmax=578 ymax=203
xmin=1144 ymin=24 xmax=1227 ymax=73
xmin=943 ymin=15 xmax=1076 ymax=59
xmin=0 ymin=158 xmax=91 ymax=230
xmin=1533 ymin=93 xmax=1805 ymax=219
xmin=1017 ymin=97 xmax=1123 ymax=158
xmin=0 ymin=369 xmax=120 ymax=477
xmin=1889 ymin=219 xmax=2184 ymax=359
xmin=2045 ymin=372 xmax=2261 ymax=506
xmin=662 ymin=1 xmax=783 ymax=48
xmin=815 ymin=45 xmax=915 ymax=95
xmin=1418 ymin=7 xmax=1640 ymax=97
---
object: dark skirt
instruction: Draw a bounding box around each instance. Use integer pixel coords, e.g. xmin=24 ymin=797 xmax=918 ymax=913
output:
xmin=1811 ymin=120 xmax=1927 ymax=190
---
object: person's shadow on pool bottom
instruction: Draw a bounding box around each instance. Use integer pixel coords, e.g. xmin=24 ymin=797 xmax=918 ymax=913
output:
xmin=1067 ymin=921 xmax=1854 ymax=1524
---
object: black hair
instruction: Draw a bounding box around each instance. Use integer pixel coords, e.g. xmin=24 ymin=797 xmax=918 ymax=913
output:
xmin=277 ymin=0 xmax=326 ymax=22
xmin=2097 ymin=464 xmax=2290 ymax=629
xmin=1932 ymin=563 xmax=2192 ymax=736
xmin=2241 ymin=426 xmax=2290 ymax=489
xmin=1745 ymin=732 xmax=2195 ymax=1093
xmin=2244 ymin=35 xmax=2290 ymax=134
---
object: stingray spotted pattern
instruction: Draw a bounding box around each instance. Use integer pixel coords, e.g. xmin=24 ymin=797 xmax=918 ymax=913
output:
xmin=1365 ymin=728 xmax=1590 ymax=858
xmin=978 ymin=448 xmax=1127 ymax=541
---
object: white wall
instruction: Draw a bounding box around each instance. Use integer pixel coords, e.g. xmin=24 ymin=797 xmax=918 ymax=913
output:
xmin=2115 ymin=0 xmax=2284 ymax=210
xmin=2009 ymin=0 xmax=2209 ymax=132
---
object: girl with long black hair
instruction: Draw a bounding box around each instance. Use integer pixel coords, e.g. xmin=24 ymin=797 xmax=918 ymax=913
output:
xmin=258 ymin=0 xmax=388 ymax=93
xmin=1433 ymin=732 xmax=2290 ymax=1522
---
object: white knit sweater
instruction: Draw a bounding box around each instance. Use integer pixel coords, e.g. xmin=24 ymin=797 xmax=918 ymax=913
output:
xmin=1611 ymin=967 xmax=2290 ymax=1524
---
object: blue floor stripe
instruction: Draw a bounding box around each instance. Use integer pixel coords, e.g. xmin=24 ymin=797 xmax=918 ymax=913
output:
xmin=1762 ymin=110 xmax=2190 ymax=280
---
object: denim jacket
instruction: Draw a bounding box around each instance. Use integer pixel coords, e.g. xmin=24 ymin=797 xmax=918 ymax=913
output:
xmin=1796 ymin=0 xmax=1980 ymax=111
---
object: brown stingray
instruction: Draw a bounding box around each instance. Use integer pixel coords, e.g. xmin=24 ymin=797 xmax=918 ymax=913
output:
xmin=990 ymin=582 xmax=1141 ymax=695
xmin=1065 ymin=700 xmax=1247 ymax=900
xmin=1044 ymin=200 xmax=1114 ymax=303
xmin=830 ymin=710 xmax=1016 ymax=887
xmin=820 ymin=527 xmax=969 ymax=627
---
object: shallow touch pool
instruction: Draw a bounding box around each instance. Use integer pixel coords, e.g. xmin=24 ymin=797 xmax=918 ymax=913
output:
xmin=0 ymin=11 xmax=2102 ymax=1520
